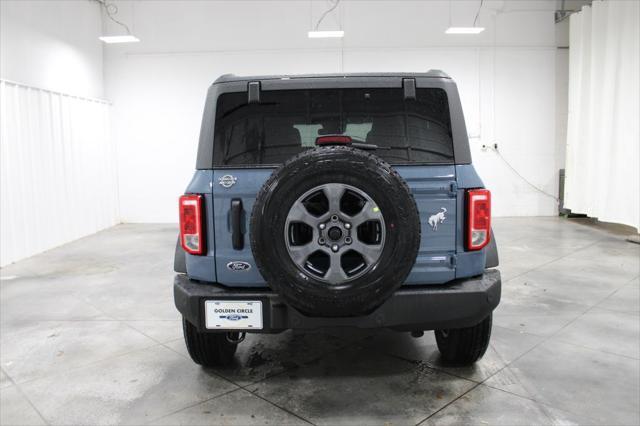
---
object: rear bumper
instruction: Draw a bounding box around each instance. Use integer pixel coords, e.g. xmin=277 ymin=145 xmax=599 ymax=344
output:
xmin=174 ymin=269 xmax=501 ymax=333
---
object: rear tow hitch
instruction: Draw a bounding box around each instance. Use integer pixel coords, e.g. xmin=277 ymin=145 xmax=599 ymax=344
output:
xmin=226 ymin=332 xmax=246 ymax=344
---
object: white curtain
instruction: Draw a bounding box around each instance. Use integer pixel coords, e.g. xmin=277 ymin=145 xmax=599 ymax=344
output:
xmin=0 ymin=81 xmax=119 ymax=266
xmin=564 ymin=0 xmax=640 ymax=231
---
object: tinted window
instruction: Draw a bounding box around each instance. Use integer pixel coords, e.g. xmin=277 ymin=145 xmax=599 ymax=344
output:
xmin=213 ymin=88 xmax=453 ymax=166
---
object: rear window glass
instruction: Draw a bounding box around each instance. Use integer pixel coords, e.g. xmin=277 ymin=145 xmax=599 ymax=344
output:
xmin=213 ymin=88 xmax=453 ymax=166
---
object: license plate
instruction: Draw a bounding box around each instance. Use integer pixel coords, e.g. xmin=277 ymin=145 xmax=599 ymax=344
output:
xmin=205 ymin=300 xmax=263 ymax=330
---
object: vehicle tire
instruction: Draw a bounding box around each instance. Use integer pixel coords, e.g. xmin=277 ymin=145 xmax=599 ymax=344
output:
xmin=435 ymin=314 xmax=492 ymax=365
xmin=182 ymin=318 xmax=238 ymax=367
xmin=250 ymin=145 xmax=421 ymax=317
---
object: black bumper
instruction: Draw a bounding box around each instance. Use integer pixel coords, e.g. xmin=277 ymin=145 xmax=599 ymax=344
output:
xmin=174 ymin=269 xmax=501 ymax=333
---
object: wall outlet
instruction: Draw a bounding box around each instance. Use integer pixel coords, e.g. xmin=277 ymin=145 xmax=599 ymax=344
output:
xmin=481 ymin=143 xmax=499 ymax=152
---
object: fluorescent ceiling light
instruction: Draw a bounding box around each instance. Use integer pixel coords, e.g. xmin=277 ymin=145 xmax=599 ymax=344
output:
xmin=308 ymin=30 xmax=344 ymax=38
xmin=99 ymin=35 xmax=140 ymax=44
xmin=445 ymin=27 xmax=485 ymax=34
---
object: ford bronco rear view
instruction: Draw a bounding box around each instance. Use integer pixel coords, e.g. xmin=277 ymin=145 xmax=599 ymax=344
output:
xmin=174 ymin=71 xmax=501 ymax=367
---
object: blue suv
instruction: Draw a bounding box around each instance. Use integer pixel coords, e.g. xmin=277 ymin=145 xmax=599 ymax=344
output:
xmin=174 ymin=71 xmax=501 ymax=367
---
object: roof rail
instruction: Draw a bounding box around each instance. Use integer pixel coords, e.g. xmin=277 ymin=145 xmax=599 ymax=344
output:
xmin=212 ymin=71 xmax=452 ymax=85
xmin=425 ymin=69 xmax=450 ymax=78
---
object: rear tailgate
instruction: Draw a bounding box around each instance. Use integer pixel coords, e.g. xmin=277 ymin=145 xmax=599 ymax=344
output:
xmin=211 ymin=166 xmax=457 ymax=287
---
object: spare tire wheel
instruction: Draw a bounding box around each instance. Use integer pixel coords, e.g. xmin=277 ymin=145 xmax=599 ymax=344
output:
xmin=250 ymin=145 xmax=421 ymax=317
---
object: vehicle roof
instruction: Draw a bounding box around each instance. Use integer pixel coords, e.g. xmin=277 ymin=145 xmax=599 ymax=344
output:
xmin=213 ymin=70 xmax=451 ymax=85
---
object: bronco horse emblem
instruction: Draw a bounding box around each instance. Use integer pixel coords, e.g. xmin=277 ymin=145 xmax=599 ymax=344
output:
xmin=428 ymin=207 xmax=447 ymax=231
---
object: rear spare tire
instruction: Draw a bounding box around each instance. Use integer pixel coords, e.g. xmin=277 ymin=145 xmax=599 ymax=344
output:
xmin=250 ymin=146 xmax=420 ymax=317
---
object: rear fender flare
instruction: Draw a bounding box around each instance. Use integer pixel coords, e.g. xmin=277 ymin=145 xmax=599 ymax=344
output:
xmin=174 ymin=237 xmax=187 ymax=273
xmin=485 ymin=229 xmax=499 ymax=268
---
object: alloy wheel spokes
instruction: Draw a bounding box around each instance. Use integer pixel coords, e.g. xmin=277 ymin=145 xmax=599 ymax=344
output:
xmin=322 ymin=183 xmax=345 ymax=214
xmin=288 ymin=239 xmax=319 ymax=268
xmin=284 ymin=183 xmax=386 ymax=284
xmin=288 ymin=201 xmax=319 ymax=227
xmin=350 ymin=201 xmax=384 ymax=226
xmin=349 ymin=240 xmax=383 ymax=265
xmin=324 ymin=252 xmax=349 ymax=284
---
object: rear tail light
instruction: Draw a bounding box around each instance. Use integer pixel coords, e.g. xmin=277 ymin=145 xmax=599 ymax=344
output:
xmin=466 ymin=189 xmax=491 ymax=251
xmin=179 ymin=194 xmax=204 ymax=255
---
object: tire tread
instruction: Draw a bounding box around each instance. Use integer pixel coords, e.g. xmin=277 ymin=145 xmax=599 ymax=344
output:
xmin=435 ymin=314 xmax=492 ymax=365
xmin=182 ymin=318 xmax=237 ymax=367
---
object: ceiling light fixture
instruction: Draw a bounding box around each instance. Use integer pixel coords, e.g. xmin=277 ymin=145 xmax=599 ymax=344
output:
xmin=309 ymin=0 xmax=343 ymax=39
xmin=445 ymin=27 xmax=485 ymax=34
xmin=445 ymin=0 xmax=484 ymax=35
xmin=99 ymin=35 xmax=140 ymax=44
xmin=96 ymin=0 xmax=140 ymax=44
xmin=308 ymin=30 xmax=345 ymax=38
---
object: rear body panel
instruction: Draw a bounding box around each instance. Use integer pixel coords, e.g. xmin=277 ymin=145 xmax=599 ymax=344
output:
xmin=184 ymin=164 xmax=488 ymax=286
xmin=185 ymin=164 xmax=476 ymax=287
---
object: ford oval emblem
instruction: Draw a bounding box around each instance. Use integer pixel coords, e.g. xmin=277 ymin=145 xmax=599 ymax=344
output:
xmin=226 ymin=314 xmax=242 ymax=321
xmin=227 ymin=261 xmax=251 ymax=272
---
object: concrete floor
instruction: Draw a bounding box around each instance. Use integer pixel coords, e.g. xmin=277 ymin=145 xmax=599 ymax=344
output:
xmin=1 ymin=217 xmax=638 ymax=425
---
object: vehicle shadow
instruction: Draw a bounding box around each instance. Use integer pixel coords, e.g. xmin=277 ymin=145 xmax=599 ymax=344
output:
xmin=200 ymin=328 xmax=461 ymax=384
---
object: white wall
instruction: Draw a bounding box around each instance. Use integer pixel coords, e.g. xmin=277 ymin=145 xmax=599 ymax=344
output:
xmin=0 ymin=81 xmax=118 ymax=267
xmin=0 ymin=0 xmax=104 ymax=99
xmin=104 ymin=0 xmax=561 ymax=222
xmin=0 ymin=1 xmax=118 ymax=266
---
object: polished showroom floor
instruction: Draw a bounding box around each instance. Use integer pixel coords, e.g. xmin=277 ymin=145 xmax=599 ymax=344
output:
xmin=1 ymin=218 xmax=638 ymax=425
